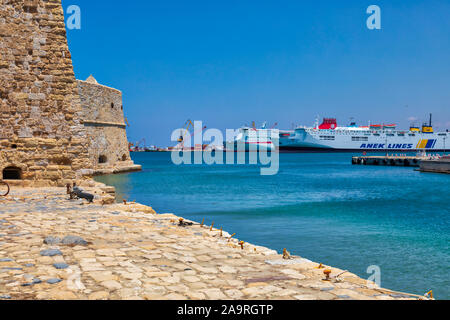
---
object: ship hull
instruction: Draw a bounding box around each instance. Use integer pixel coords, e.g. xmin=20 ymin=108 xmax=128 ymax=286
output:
xmin=279 ymin=146 xmax=448 ymax=153
xmin=225 ymin=127 xmax=278 ymax=152
xmin=282 ymin=127 xmax=449 ymax=152
xmin=225 ymin=141 xmax=275 ymax=152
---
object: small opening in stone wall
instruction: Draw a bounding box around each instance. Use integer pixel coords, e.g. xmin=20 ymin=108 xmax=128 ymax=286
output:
xmin=98 ymin=155 xmax=108 ymax=164
xmin=121 ymin=105 xmax=123 ymax=110
xmin=2 ymin=167 xmax=22 ymax=180
xmin=24 ymin=5 xmax=38 ymax=14
xmin=11 ymin=144 xmax=18 ymax=149
xmin=122 ymin=154 xmax=128 ymax=161
xmin=111 ymin=103 xmax=114 ymax=109
xmin=53 ymin=157 xmax=72 ymax=166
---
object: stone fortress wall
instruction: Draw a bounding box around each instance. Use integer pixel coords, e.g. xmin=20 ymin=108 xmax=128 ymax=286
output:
xmin=0 ymin=0 xmax=92 ymax=186
xmin=77 ymin=76 xmax=140 ymax=175
xmin=0 ymin=0 xmax=140 ymax=186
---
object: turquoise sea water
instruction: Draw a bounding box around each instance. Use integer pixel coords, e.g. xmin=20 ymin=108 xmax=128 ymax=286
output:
xmin=95 ymin=152 xmax=450 ymax=299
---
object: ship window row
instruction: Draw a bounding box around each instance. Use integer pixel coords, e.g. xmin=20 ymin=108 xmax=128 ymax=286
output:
xmin=319 ymin=136 xmax=335 ymax=140
xmin=352 ymin=137 xmax=368 ymax=142
xmin=309 ymin=129 xmax=447 ymax=136
xmin=312 ymin=130 xmax=414 ymax=135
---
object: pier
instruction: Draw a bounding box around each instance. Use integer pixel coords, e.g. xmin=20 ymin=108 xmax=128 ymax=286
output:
xmin=419 ymin=157 xmax=450 ymax=174
xmin=0 ymin=185 xmax=426 ymax=300
xmin=351 ymin=155 xmax=434 ymax=167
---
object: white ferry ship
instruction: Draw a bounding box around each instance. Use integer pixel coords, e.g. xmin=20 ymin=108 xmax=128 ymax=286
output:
xmin=225 ymin=123 xmax=279 ymax=151
xmin=282 ymin=115 xmax=449 ymax=152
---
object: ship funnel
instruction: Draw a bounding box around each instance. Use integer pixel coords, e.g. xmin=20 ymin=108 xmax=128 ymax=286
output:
xmin=422 ymin=113 xmax=434 ymax=133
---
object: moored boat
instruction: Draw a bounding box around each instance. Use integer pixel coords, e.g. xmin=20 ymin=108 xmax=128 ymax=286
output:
xmin=281 ymin=115 xmax=449 ymax=152
xmin=224 ymin=126 xmax=279 ymax=151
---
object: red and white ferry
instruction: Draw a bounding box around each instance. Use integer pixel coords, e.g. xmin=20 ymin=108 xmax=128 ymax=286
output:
xmin=281 ymin=115 xmax=449 ymax=152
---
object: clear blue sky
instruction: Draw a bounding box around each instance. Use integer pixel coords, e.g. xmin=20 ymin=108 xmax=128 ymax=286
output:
xmin=62 ymin=0 xmax=450 ymax=146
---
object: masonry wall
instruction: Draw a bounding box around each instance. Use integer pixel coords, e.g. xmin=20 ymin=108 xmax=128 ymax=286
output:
xmin=420 ymin=159 xmax=450 ymax=173
xmin=77 ymin=80 xmax=132 ymax=169
xmin=0 ymin=0 xmax=93 ymax=186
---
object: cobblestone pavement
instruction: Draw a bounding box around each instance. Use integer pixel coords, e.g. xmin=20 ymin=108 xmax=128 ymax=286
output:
xmin=0 ymin=187 xmax=421 ymax=300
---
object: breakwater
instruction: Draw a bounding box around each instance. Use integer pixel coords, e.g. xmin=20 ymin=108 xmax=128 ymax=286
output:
xmin=352 ymin=155 xmax=429 ymax=167
xmin=0 ymin=185 xmax=425 ymax=300
xmin=420 ymin=158 xmax=450 ymax=174
xmin=96 ymin=152 xmax=449 ymax=299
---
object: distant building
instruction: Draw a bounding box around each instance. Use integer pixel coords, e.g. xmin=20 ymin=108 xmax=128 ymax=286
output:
xmin=77 ymin=75 xmax=140 ymax=175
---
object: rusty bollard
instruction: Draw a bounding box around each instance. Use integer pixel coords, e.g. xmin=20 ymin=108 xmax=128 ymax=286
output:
xmin=228 ymin=233 xmax=236 ymax=242
xmin=210 ymin=222 xmax=214 ymax=232
xmin=66 ymin=184 xmax=74 ymax=199
xmin=283 ymin=248 xmax=291 ymax=260
xmin=323 ymin=269 xmax=332 ymax=281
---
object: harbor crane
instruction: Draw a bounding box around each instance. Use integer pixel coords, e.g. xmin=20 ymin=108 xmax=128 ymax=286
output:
xmin=176 ymin=120 xmax=207 ymax=149
xmin=129 ymin=138 xmax=146 ymax=152
xmin=178 ymin=119 xmax=194 ymax=143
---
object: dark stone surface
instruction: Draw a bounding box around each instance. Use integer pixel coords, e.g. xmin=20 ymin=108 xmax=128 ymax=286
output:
xmin=40 ymin=249 xmax=62 ymax=257
xmin=0 ymin=258 xmax=13 ymax=262
xmin=47 ymin=278 xmax=62 ymax=284
xmin=61 ymin=235 xmax=88 ymax=246
xmin=320 ymin=287 xmax=335 ymax=291
xmin=44 ymin=236 xmax=62 ymax=245
xmin=53 ymin=263 xmax=69 ymax=269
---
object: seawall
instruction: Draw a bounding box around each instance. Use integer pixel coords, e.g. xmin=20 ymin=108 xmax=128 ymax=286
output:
xmin=420 ymin=159 xmax=450 ymax=174
xmin=0 ymin=185 xmax=429 ymax=300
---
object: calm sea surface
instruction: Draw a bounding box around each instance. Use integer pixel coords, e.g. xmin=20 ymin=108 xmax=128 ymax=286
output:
xmin=95 ymin=152 xmax=449 ymax=299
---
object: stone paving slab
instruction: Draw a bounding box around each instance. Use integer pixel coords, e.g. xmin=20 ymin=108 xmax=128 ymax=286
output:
xmin=0 ymin=187 xmax=424 ymax=300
